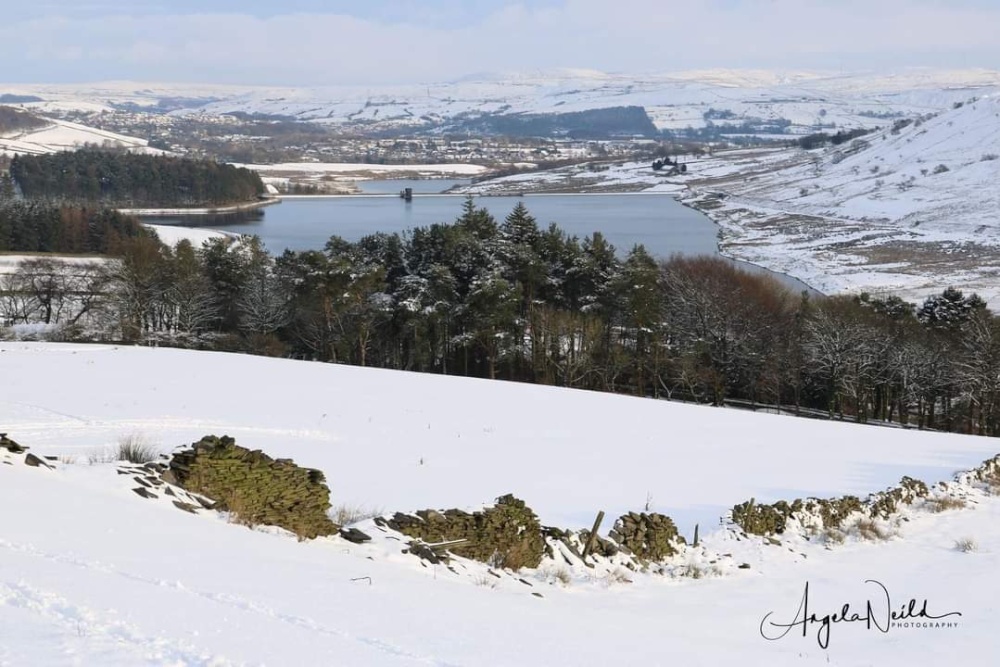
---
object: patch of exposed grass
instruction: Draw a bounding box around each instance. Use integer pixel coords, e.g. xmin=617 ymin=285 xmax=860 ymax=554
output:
xmin=854 ymin=518 xmax=896 ymax=542
xmin=823 ymin=527 xmax=846 ymax=545
xmin=925 ymin=496 xmax=967 ymax=513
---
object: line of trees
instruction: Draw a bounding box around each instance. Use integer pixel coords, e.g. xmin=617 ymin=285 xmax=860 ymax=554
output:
xmin=0 ymin=200 xmax=153 ymax=254
xmin=797 ymin=128 xmax=872 ymax=150
xmin=6 ymin=200 xmax=1000 ymax=437
xmin=10 ymin=151 xmax=265 ymax=207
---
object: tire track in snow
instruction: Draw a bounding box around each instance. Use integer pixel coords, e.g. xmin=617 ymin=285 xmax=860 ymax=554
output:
xmin=0 ymin=540 xmax=460 ymax=667
xmin=0 ymin=581 xmax=235 ymax=667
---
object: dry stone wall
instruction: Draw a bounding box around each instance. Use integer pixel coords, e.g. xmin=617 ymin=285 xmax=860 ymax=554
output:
xmin=609 ymin=512 xmax=684 ymax=561
xmin=731 ymin=475 xmax=932 ymax=536
xmin=379 ymin=494 xmax=545 ymax=569
xmin=164 ymin=435 xmax=338 ymax=540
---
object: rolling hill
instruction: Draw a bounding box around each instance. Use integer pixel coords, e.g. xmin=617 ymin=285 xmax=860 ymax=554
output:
xmin=0 ymin=111 xmax=155 ymax=157
xmin=4 ymin=67 xmax=1000 ymax=138
xmin=680 ymin=94 xmax=1000 ymax=306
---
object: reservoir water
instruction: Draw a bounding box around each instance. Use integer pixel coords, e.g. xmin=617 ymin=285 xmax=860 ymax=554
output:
xmin=144 ymin=182 xmax=817 ymax=294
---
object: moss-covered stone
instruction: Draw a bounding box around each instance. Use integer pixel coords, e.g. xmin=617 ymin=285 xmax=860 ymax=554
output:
xmin=0 ymin=433 xmax=26 ymax=454
xmin=608 ymin=512 xmax=682 ymax=561
xmin=868 ymin=476 xmax=929 ymax=519
xmin=384 ymin=494 xmax=545 ymax=570
xmin=728 ymin=458 xmax=1000 ymax=538
xmin=733 ymin=476 xmax=933 ymax=537
xmin=731 ymin=498 xmax=803 ymax=536
xmin=809 ymin=496 xmax=862 ymax=528
xmin=165 ymin=435 xmax=338 ymax=540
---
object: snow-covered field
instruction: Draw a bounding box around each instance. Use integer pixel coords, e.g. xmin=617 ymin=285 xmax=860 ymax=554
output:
xmin=231 ymin=163 xmax=487 ymax=177
xmin=0 ymin=254 xmax=105 ymax=272
xmin=0 ymin=118 xmax=156 ymax=157
xmin=455 ymin=160 xmax=688 ymax=195
xmin=2 ymin=342 xmax=999 ymax=665
xmin=232 ymin=163 xmax=488 ymax=195
xmin=143 ymin=224 xmax=232 ymax=247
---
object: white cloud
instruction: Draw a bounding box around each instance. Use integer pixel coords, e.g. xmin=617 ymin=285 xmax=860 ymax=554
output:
xmin=1 ymin=1 xmax=998 ymax=84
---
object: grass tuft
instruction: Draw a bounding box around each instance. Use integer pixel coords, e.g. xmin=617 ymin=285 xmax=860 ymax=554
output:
xmin=540 ymin=566 xmax=572 ymax=586
xmin=116 ymin=432 xmax=159 ymax=464
xmin=86 ymin=446 xmax=117 ymax=466
xmin=925 ymin=496 xmax=967 ymax=513
xmin=473 ymin=574 xmax=498 ymax=589
xmin=331 ymin=504 xmax=384 ymax=526
xmin=954 ymin=538 xmax=978 ymax=553
xmin=823 ymin=527 xmax=846 ymax=545
xmin=854 ymin=518 xmax=896 ymax=542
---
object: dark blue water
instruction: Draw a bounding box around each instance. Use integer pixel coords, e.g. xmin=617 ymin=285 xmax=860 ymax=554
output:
xmin=154 ymin=194 xmax=720 ymax=256
xmin=144 ymin=187 xmax=817 ymax=294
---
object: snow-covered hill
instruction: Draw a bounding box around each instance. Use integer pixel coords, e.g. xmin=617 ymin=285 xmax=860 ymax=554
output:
xmin=0 ymin=116 xmax=156 ymax=157
xmin=2 ymin=342 xmax=999 ymax=665
xmin=725 ymin=96 xmax=1000 ymax=233
xmin=184 ymin=68 xmax=1000 ymax=133
xmin=679 ymin=94 xmax=1000 ymax=305
xmin=4 ymin=67 xmax=1000 ymax=135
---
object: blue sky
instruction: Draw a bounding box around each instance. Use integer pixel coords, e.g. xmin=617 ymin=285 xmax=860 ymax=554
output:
xmin=3 ymin=1 xmax=999 ymax=85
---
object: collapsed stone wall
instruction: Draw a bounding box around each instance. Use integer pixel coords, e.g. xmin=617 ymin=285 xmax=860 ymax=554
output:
xmin=379 ymin=497 xmax=690 ymax=570
xmin=164 ymin=435 xmax=338 ymax=540
xmin=1 ymin=432 xmax=53 ymax=469
xmin=379 ymin=494 xmax=546 ymax=569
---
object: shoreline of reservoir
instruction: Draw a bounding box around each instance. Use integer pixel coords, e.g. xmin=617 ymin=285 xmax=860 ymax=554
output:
xmin=119 ymin=196 xmax=281 ymax=217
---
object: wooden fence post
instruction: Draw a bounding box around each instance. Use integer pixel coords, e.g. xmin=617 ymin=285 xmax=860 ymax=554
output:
xmin=581 ymin=510 xmax=605 ymax=561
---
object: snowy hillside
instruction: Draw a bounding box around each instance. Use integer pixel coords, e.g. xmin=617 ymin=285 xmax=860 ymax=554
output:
xmin=723 ymin=96 xmax=1000 ymax=234
xmin=2 ymin=342 xmax=999 ymax=664
xmin=0 ymin=116 xmax=156 ymax=157
xmin=184 ymin=68 xmax=1000 ymax=133
xmin=5 ymin=68 xmax=1000 ymax=135
xmin=679 ymin=94 xmax=1000 ymax=306
xmin=0 ymin=81 xmax=255 ymax=116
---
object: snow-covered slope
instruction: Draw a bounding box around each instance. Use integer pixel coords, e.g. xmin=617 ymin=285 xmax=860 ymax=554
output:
xmin=0 ymin=117 xmax=155 ymax=156
xmin=1 ymin=342 xmax=999 ymax=664
xmin=5 ymin=68 xmax=1000 ymax=134
xmin=681 ymin=94 xmax=1000 ymax=305
xmin=0 ymin=81 xmax=254 ymax=115
xmin=730 ymin=95 xmax=1000 ymax=234
xmin=6 ymin=343 xmax=997 ymax=533
xmin=187 ymin=68 xmax=1000 ymax=133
